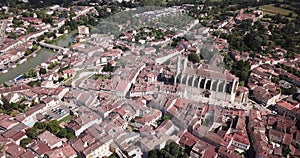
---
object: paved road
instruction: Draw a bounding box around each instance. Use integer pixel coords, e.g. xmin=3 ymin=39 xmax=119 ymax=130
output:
xmin=71 ymin=71 xmax=95 ymax=88
xmin=191 ymin=95 xmax=271 ymax=116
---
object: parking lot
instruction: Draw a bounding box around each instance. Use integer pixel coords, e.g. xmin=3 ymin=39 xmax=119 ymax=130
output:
xmin=44 ymin=106 xmax=71 ymax=121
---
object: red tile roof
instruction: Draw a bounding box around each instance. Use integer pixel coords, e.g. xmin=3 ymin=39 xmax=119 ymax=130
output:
xmin=201 ymin=146 xmax=216 ymax=158
xmin=4 ymin=142 xmax=26 ymax=157
xmin=233 ymin=133 xmax=250 ymax=146
xmin=276 ymin=100 xmax=295 ymax=111
xmin=179 ymin=132 xmax=199 ymax=147
xmin=29 ymin=140 xmax=51 ymax=155
xmin=283 ymin=133 xmax=292 ymax=145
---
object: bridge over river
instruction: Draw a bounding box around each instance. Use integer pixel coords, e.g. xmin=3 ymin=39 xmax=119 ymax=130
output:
xmin=39 ymin=42 xmax=69 ymax=52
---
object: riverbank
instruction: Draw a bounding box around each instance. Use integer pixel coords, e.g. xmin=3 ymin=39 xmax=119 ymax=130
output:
xmin=0 ymin=31 xmax=76 ymax=84
xmin=47 ymin=30 xmax=78 ymax=46
xmin=0 ymin=49 xmax=55 ymax=84
xmin=0 ymin=47 xmax=42 ymax=75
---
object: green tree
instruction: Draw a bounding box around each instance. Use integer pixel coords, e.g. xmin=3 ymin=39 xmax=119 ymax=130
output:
xmin=27 ymin=68 xmax=37 ymax=78
xmin=57 ymin=128 xmax=68 ymax=138
xmin=239 ymin=81 xmax=245 ymax=87
xmin=39 ymin=68 xmax=47 ymax=75
xmin=12 ymin=18 xmax=23 ymax=27
xmin=25 ymin=49 xmax=33 ymax=56
xmin=26 ymin=26 xmax=36 ymax=34
xmin=103 ymin=63 xmax=113 ymax=72
xmin=281 ymin=85 xmax=297 ymax=95
xmin=231 ymin=60 xmax=250 ymax=83
xmin=162 ymin=115 xmax=169 ymax=121
xmin=20 ymin=138 xmax=32 ymax=148
xmin=271 ymin=76 xmax=280 ymax=84
xmin=32 ymin=44 xmax=39 ymax=51
xmin=27 ymin=80 xmax=41 ymax=87
xmin=26 ymin=128 xmax=38 ymax=139
xmin=282 ymin=144 xmax=291 ymax=157
xmin=35 ymin=122 xmax=47 ymax=130
xmin=58 ymin=77 xmax=64 ymax=82
xmin=244 ymin=32 xmax=262 ymax=52
xmin=168 ymin=141 xmax=180 ymax=156
xmin=58 ymin=26 xmax=65 ymax=34
xmin=37 ymin=35 xmax=45 ymax=42
xmin=7 ymin=32 xmax=18 ymax=39
xmin=108 ymin=154 xmax=118 ymax=158
xmin=46 ymin=120 xmax=60 ymax=134
xmin=148 ymin=150 xmax=158 ymax=158
xmin=35 ymin=9 xmax=53 ymax=25
xmin=48 ymin=62 xmax=59 ymax=69
xmin=188 ymin=52 xmax=201 ymax=63
xmin=1 ymin=95 xmax=8 ymax=104
xmin=66 ymin=133 xmax=75 ymax=140
xmin=148 ymin=141 xmax=188 ymax=158
xmin=22 ymin=11 xmax=34 ymax=17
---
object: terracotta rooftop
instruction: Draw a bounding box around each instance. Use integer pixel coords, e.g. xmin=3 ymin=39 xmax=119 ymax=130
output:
xmin=276 ymin=100 xmax=295 ymax=111
xmin=38 ymin=131 xmax=62 ymax=149
xmin=29 ymin=140 xmax=51 ymax=156
xmin=179 ymin=132 xmax=199 ymax=147
xmin=4 ymin=142 xmax=26 ymax=157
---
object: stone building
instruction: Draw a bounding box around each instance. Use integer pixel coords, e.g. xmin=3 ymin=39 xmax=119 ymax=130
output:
xmin=174 ymin=55 xmax=239 ymax=102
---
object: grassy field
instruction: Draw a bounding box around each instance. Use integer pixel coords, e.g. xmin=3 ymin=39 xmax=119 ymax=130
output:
xmin=259 ymin=5 xmax=295 ymax=17
xmin=59 ymin=115 xmax=72 ymax=123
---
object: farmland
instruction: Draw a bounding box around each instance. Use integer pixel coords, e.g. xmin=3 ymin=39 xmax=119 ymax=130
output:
xmin=259 ymin=5 xmax=295 ymax=17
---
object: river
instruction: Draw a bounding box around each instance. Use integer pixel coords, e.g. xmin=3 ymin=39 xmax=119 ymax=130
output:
xmin=0 ymin=34 xmax=74 ymax=84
